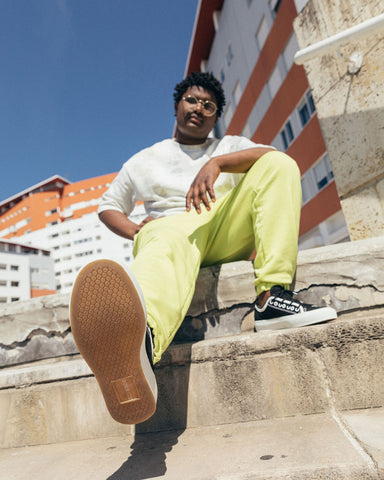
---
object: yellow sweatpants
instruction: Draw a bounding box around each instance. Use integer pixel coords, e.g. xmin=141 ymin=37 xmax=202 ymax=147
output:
xmin=131 ymin=151 xmax=302 ymax=363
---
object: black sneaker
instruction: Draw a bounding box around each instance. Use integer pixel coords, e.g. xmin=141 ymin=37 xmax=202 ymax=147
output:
xmin=145 ymin=324 xmax=155 ymax=371
xmin=254 ymin=285 xmax=337 ymax=332
xmin=70 ymin=259 xmax=158 ymax=424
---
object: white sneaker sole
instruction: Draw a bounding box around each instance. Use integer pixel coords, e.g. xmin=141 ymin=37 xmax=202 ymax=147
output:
xmin=255 ymin=306 xmax=337 ymax=332
xmin=70 ymin=259 xmax=157 ymax=424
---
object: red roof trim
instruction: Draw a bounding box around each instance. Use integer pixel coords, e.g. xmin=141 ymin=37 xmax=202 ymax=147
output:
xmin=185 ymin=0 xmax=224 ymax=75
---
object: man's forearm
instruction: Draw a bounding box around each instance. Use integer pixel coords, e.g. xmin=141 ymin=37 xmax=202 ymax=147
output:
xmin=213 ymin=146 xmax=275 ymax=173
xmin=99 ymin=210 xmax=140 ymax=240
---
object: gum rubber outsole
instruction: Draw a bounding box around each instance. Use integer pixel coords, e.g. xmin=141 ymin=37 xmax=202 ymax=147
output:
xmin=70 ymin=259 xmax=157 ymax=424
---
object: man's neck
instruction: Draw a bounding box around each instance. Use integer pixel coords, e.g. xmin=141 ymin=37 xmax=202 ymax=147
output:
xmin=174 ymin=131 xmax=208 ymax=145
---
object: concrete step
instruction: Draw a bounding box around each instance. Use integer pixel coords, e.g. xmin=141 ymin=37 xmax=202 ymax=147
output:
xmin=1 ymin=408 xmax=383 ymax=480
xmin=1 ymin=307 xmax=384 ymax=449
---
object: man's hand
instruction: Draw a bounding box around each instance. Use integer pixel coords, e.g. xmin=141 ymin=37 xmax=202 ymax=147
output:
xmin=99 ymin=210 xmax=156 ymax=240
xmin=186 ymin=159 xmax=220 ymax=214
xmin=138 ymin=216 xmax=156 ymax=230
xmin=185 ymin=147 xmax=275 ymax=214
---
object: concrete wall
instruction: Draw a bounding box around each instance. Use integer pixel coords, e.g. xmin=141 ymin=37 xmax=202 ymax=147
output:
xmin=293 ymin=0 xmax=384 ymax=240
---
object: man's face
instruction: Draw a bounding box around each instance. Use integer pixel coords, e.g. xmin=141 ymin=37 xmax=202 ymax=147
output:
xmin=174 ymin=86 xmax=218 ymax=145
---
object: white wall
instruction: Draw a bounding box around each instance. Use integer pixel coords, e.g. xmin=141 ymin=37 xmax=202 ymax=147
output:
xmin=0 ymin=254 xmax=30 ymax=302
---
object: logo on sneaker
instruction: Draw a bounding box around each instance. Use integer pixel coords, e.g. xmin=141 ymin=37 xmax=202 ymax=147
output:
xmin=112 ymin=377 xmax=141 ymax=404
xmin=270 ymin=298 xmax=301 ymax=314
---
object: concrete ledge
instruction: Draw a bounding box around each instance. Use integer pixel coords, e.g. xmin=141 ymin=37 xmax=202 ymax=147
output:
xmin=1 ymin=307 xmax=383 ymax=448
xmin=1 ymin=237 xmax=384 ymax=368
xmin=294 ymin=236 xmax=384 ymax=311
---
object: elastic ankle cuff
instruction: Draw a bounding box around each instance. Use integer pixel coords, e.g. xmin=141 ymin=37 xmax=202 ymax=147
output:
xmin=256 ymin=282 xmax=290 ymax=297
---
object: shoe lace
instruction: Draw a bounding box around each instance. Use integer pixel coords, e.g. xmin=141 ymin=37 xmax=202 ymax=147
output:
xmin=272 ymin=286 xmax=296 ymax=301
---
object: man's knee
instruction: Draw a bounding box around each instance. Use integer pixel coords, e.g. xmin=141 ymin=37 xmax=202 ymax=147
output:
xmin=247 ymin=150 xmax=300 ymax=180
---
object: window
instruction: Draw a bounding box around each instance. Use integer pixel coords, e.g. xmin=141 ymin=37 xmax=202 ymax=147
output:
xmin=269 ymin=0 xmax=283 ymax=14
xmin=233 ymin=81 xmax=242 ymax=106
xmin=11 ymin=265 xmax=19 ymax=271
xmin=11 ymin=281 xmax=19 ymax=287
xmin=223 ymin=102 xmax=234 ymax=129
xmin=280 ymin=120 xmax=295 ymax=150
xmin=268 ymin=65 xmax=283 ymax=98
xmin=74 ymin=251 xmax=93 ymax=258
xmin=11 ymin=297 xmax=20 ymax=302
xmin=282 ymin=34 xmax=299 ymax=71
xmin=255 ymin=16 xmax=269 ymax=50
xmin=225 ymin=44 xmax=233 ymax=67
xmin=0 ymin=264 xmax=6 ymax=270
xmin=314 ymin=155 xmax=334 ymax=190
xmin=242 ymin=122 xmax=251 ymax=138
xmin=298 ymin=91 xmax=316 ymax=127
xmin=301 ymin=154 xmax=335 ymax=205
xmin=74 ymin=237 xmax=92 ymax=245
xmin=0 ymin=280 xmax=6 ymax=286
xmin=219 ymin=68 xmax=225 ymax=84
xmin=301 ymin=175 xmax=313 ymax=205
xmin=45 ymin=208 xmax=58 ymax=216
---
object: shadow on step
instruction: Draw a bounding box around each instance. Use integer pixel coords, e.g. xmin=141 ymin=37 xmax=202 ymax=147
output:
xmin=108 ymin=344 xmax=192 ymax=479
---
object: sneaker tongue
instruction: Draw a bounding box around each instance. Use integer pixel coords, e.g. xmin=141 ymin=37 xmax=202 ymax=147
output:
xmin=270 ymin=285 xmax=284 ymax=295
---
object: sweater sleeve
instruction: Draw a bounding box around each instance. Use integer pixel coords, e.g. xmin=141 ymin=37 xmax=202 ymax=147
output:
xmin=97 ymin=162 xmax=136 ymax=217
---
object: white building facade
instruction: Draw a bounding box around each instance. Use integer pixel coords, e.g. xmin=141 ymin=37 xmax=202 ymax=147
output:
xmin=0 ymin=240 xmax=55 ymax=303
xmin=15 ymin=204 xmax=145 ymax=295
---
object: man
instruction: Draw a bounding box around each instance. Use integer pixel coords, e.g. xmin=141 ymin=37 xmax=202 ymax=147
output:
xmin=70 ymin=72 xmax=337 ymax=426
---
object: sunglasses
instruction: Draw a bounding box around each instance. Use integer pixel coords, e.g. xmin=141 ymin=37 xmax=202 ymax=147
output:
xmin=182 ymin=95 xmax=217 ymax=117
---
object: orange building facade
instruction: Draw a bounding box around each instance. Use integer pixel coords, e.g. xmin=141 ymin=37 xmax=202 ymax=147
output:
xmin=0 ymin=173 xmax=146 ymax=297
xmin=0 ymin=173 xmax=116 ymax=240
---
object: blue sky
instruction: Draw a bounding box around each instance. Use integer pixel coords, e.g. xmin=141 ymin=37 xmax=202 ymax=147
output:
xmin=0 ymin=0 xmax=198 ymax=202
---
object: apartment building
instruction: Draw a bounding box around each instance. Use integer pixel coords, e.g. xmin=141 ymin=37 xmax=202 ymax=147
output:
xmin=186 ymin=0 xmax=350 ymax=249
xmin=0 ymin=239 xmax=55 ymax=303
xmin=0 ymin=174 xmax=145 ymax=295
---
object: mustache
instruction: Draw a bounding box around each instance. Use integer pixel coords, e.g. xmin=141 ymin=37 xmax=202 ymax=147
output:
xmin=186 ymin=112 xmax=204 ymax=121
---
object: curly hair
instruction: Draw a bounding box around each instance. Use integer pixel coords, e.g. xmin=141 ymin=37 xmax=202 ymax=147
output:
xmin=173 ymin=72 xmax=226 ymax=117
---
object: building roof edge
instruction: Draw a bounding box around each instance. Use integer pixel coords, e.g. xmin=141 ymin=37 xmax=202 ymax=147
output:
xmin=0 ymin=175 xmax=71 ymax=209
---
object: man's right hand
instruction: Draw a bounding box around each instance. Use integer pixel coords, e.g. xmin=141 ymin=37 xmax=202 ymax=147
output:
xmin=137 ymin=216 xmax=156 ymax=231
xmin=99 ymin=210 xmax=155 ymax=241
